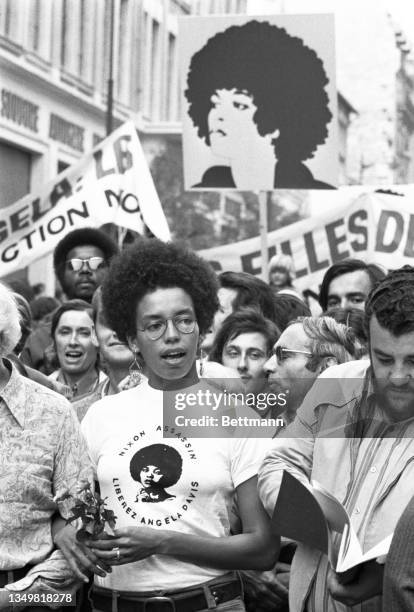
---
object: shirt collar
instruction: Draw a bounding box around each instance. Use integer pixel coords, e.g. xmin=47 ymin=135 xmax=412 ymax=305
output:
xmin=0 ymin=359 xmax=27 ymax=427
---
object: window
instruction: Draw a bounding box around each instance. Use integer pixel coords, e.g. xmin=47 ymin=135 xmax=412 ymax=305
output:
xmin=78 ymin=0 xmax=93 ymax=83
xmin=57 ymin=160 xmax=70 ymax=174
xmin=166 ymin=33 xmax=177 ymax=120
xmin=78 ymin=0 xmax=86 ymax=75
xmin=60 ymin=0 xmax=93 ymax=83
xmin=60 ymin=0 xmax=68 ymax=67
xmin=142 ymin=13 xmax=162 ymax=120
xmin=150 ymin=19 xmax=161 ymax=119
xmin=27 ymin=0 xmax=41 ymax=52
xmin=117 ymin=0 xmax=131 ymax=104
xmin=102 ymin=0 xmax=112 ymax=87
xmin=0 ymin=0 xmax=17 ymax=40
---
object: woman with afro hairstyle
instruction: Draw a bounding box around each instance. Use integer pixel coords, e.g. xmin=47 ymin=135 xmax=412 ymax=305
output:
xmin=130 ymin=443 xmax=183 ymax=503
xmin=185 ymin=20 xmax=334 ymax=190
xmin=55 ymin=238 xmax=279 ymax=611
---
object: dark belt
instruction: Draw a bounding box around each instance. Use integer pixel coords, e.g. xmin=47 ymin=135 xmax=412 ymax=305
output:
xmin=0 ymin=565 xmax=33 ymax=588
xmin=91 ymin=576 xmax=242 ymax=612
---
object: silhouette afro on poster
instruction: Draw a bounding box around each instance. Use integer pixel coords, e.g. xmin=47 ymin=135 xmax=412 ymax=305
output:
xmin=180 ymin=15 xmax=338 ymax=191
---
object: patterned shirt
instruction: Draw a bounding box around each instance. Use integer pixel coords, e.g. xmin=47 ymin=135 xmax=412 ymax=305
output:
xmin=0 ymin=360 xmax=92 ymax=593
xmin=259 ymin=359 xmax=414 ymax=612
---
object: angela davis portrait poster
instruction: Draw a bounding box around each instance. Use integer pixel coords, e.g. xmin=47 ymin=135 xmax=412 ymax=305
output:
xmin=179 ymin=14 xmax=338 ymax=191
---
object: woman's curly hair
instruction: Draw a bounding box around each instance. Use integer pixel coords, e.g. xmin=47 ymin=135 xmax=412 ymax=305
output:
xmin=101 ymin=239 xmax=219 ymax=342
xmin=130 ymin=444 xmax=183 ymax=488
xmin=185 ymin=20 xmax=332 ymax=163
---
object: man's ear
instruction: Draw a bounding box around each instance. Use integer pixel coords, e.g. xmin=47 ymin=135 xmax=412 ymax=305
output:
xmin=318 ymin=355 xmax=338 ymax=373
xmin=91 ymin=327 xmax=99 ymax=348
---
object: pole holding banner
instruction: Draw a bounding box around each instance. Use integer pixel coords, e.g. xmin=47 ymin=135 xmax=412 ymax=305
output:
xmin=259 ymin=192 xmax=268 ymax=281
xmin=106 ymin=0 xmax=115 ymax=136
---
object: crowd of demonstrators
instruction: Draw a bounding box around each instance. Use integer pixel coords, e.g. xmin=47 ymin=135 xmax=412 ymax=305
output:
xmin=3 ymin=225 xmax=414 ymax=612
xmin=239 ymin=313 xmax=364 ymax=612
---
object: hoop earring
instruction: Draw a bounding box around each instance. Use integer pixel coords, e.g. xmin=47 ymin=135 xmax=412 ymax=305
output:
xmin=199 ymin=348 xmax=206 ymax=377
xmin=129 ymin=348 xmax=142 ymax=386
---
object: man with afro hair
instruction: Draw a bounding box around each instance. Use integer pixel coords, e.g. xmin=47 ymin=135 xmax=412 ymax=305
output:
xmin=53 ymin=227 xmax=118 ymax=302
xmin=20 ymin=227 xmax=118 ymax=373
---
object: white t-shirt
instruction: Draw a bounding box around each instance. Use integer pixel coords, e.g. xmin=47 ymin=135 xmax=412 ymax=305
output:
xmin=81 ymin=379 xmax=266 ymax=591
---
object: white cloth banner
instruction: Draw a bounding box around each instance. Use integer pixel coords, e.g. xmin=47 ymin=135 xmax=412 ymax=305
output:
xmin=199 ymin=188 xmax=414 ymax=291
xmin=0 ymin=121 xmax=170 ymax=276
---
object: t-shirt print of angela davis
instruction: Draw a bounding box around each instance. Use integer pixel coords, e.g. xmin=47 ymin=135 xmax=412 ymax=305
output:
xmin=130 ymin=443 xmax=183 ymax=503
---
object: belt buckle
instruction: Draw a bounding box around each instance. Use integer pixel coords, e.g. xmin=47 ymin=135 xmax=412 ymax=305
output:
xmin=142 ymin=595 xmax=176 ymax=611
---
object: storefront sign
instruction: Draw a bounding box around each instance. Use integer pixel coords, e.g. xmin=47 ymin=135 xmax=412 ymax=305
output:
xmin=1 ymin=89 xmax=39 ymax=133
xmin=49 ymin=113 xmax=84 ymax=152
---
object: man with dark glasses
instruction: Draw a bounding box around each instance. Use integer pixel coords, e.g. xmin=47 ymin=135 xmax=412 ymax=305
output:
xmin=54 ymin=228 xmax=118 ymax=302
xmin=20 ymin=228 xmax=118 ymax=373
xmin=264 ymin=316 xmax=360 ymax=428
xmin=65 ymin=256 xmax=106 ymax=273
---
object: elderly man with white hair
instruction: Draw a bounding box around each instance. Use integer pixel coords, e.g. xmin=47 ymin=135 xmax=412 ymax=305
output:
xmin=0 ymin=282 xmax=92 ymax=611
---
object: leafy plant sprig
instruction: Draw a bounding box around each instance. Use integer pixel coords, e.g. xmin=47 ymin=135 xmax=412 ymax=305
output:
xmin=55 ymin=480 xmax=117 ymax=542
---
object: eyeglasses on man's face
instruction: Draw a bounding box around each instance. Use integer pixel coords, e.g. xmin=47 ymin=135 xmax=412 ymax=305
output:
xmin=137 ymin=315 xmax=197 ymax=341
xmin=65 ymin=257 xmax=106 ymax=272
xmin=272 ymin=346 xmax=313 ymax=364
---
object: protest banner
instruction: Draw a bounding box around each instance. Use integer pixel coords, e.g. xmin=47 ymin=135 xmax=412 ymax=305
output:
xmin=198 ymin=189 xmax=413 ymax=291
xmin=0 ymin=121 xmax=170 ymax=277
xmin=179 ymin=13 xmax=338 ymax=191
